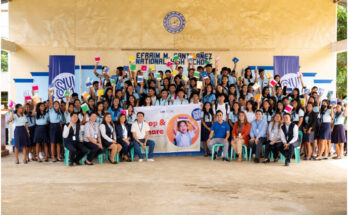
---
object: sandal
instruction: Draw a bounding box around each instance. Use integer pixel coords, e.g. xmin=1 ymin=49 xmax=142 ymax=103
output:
xmin=15 ymin=161 xmax=19 ymax=164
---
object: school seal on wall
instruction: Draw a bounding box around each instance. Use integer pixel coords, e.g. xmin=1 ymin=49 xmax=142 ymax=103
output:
xmin=163 ymin=11 xmax=185 ymax=34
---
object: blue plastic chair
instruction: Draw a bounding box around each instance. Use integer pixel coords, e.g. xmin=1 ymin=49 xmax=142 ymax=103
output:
xmin=230 ymin=144 xmax=248 ymax=161
xmin=211 ymin=144 xmax=224 ymax=160
xmin=130 ymin=146 xmax=149 ymax=161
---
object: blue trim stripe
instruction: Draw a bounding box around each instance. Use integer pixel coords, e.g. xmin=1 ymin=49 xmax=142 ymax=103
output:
xmin=74 ymin=65 xmax=102 ymax=69
xmin=31 ymin=72 xmax=49 ymax=76
xmin=302 ymin=73 xmax=317 ymax=77
xmin=13 ymin=79 xmax=34 ymax=83
xmin=314 ymin=79 xmax=333 ymax=84
xmin=257 ymin=66 xmax=274 ymax=70
xmin=248 ymin=66 xmax=256 ymax=70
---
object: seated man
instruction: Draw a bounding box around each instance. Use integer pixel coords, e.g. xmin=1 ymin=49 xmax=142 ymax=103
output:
xmin=131 ymin=112 xmax=155 ymax=162
xmin=207 ymin=110 xmax=230 ymax=161
xmin=249 ymin=110 xmax=268 ymax=163
xmin=280 ymin=113 xmax=299 ymax=166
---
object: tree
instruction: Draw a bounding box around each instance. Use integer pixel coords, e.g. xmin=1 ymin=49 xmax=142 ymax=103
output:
xmin=1 ymin=50 xmax=8 ymax=72
xmin=336 ymin=5 xmax=347 ymax=99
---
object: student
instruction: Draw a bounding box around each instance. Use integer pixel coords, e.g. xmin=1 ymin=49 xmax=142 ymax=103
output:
xmin=207 ymin=110 xmax=230 ymax=161
xmin=100 ymin=113 xmax=122 ymax=164
xmin=11 ymin=104 xmax=31 ymax=164
xmin=96 ymin=102 xmax=105 ymax=124
xmin=202 ymin=84 xmax=216 ymax=105
xmin=244 ymin=100 xmax=256 ymax=123
xmin=32 ymin=102 xmax=50 ymax=162
xmin=108 ymin=98 xmax=121 ymax=123
xmin=249 ymin=110 xmax=268 ymax=163
xmin=263 ymin=112 xmax=283 ymax=163
xmin=62 ymin=112 xmax=88 ymax=166
xmin=131 ymin=112 xmax=156 ymax=162
xmin=173 ymin=118 xmax=198 ymax=148
xmin=48 ymin=90 xmax=63 ymax=162
xmin=24 ymin=103 xmax=36 ymax=161
xmin=84 ymin=112 xmax=103 ymax=165
xmin=155 ymin=90 xmax=170 ymax=106
xmin=303 ymin=102 xmax=317 ymax=160
xmin=126 ymin=104 xmax=137 ymax=125
xmin=291 ymin=99 xmax=304 ymax=130
xmin=331 ymin=102 xmax=347 ymax=159
xmin=201 ymin=102 xmax=214 ymax=156
xmin=231 ymin=111 xmax=251 ymax=162
xmin=316 ymin=100 xmax=332 ymax=160
xmin=279 ymin=113 xmax=299 ymax=166
xmin=214 ymin=94 xmax=230 ymax=121
xmin=173 ymin=89 xmax=188 ymax=105
xmin=116 ymin=114 xmax=133 ymax=161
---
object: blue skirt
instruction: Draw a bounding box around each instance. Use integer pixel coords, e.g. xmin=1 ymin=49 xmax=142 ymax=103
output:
xmin=332 ymin=124 xmax=346 ymax=143
xmin=303 ymin=131 xmax=315 ymax=143
xmin=14 ymin=126 xmax=30 ymax=147
xmin=102 ymin=140 xmax=113 ymax=148
xmin=201 ymin=122 xmax=212 ymax=141
xmin=28 ymin=126 xmax=36 ymax=146
xmin=34 ymin=125 xmax=49 ymax=144
xmin=318 ymin=123 xmax=331 ymax=140
xmin=49 ymin=123 xmax=62 ymax=144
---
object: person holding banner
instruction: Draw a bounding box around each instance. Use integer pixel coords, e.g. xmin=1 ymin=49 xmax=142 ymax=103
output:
xmin=116 ymin=114 xmax=133 ymax=161
xmin=131 ymin=112 xmax=155 ymax=162
xmin=207 ymin=110 xmax=230 ymax=161
xmin=63 ymin=112 xmax=88 ymax=166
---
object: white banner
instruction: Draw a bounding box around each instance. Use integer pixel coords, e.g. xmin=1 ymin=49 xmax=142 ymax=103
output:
xmin=134 ymin=104 xmax=202 ymax=153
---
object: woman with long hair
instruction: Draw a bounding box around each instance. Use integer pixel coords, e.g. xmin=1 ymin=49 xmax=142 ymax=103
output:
xmin=116 ymin=114 xmax=133 ymax=161
xmin=263 ymin=112 xmax=283 ymax=163
xmin=231 ymin=111 xmax=251 ymax=162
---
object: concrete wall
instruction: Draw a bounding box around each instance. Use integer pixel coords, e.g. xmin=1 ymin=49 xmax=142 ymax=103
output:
xmin=8 ymin=0 xmax=337 ymax=100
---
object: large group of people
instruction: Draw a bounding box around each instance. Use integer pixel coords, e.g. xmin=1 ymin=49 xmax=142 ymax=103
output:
xmin=5 ymin=57 xmax=347 ymax=166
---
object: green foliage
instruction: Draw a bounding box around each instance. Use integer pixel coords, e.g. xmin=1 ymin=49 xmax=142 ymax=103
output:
xmin=336 ymin=5 xmax=347 ymax=99
xmin=1 ymin=50 xmax=8 ymax=72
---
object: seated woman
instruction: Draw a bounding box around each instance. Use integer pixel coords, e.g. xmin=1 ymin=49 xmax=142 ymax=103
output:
xmin=115 ymin=114 xmax=133 ymax=161
xmin=83 ymin=112 xmax=103 ymax=165
xmin=263 ymin=112 xmax=283 ymax=163
xmin=100 ymin=113 xmax=122 ymax=164
xmin=62 ymin=112 xmax=88 ymax=166
xmin=231 ymin=111 xmax=251 ymax=162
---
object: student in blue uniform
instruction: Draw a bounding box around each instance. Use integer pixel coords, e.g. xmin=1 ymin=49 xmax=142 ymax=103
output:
xmin=11 ymin=104 xmax=31 ymax=164
xmin=316 ymin=100 xmax=332 ymax=160
xmin=24 ymin=103 xmax=36 ymax=161
xmin=48 ymin=91 xmax=63 ymax=162
xmin=201 ymin=102 xmax=214 ymax=156
xmin=331 ymin=102 xmax=347 ymax=159
xmin=116 ymin=113 xmax=133 ymax=161
xmin=62 ymin=112 xmax=88 ymax=166
xmin=32 ymin=101 xmax=50 ymax=162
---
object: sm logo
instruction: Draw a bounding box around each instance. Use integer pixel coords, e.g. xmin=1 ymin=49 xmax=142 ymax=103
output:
xmin=52 ymin=73 xmax=75 ymax=98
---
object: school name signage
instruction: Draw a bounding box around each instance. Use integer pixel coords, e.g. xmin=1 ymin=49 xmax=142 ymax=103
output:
xmin=135 ymin=52 xmax=213 ymax=65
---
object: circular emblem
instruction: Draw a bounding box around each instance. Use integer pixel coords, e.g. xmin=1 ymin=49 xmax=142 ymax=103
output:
xmin=163 ymin=11 xmax=185 ymax=34
xmin=280 ymin=73 xmax=301 ymax=89
xmin=52 ymin=73 xmax=75 ymax=99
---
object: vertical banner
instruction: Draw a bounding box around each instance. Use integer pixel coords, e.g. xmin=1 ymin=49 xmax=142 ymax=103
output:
xmin=49 ymin=55 xmax=75 ymax=99
xmin=273 ymin=56 xmax=300 ymax=89
xmin=134 ymin=104 xmax=202 ymax=153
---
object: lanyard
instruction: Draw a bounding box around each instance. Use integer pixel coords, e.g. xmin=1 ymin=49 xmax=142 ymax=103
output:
xmin=137 ymin=121 xmax=144 ymax=133
xmin=90 ymin=122 xmax=97 ymax=134
xmin=255 ymin=120 xmax=262 ymax=132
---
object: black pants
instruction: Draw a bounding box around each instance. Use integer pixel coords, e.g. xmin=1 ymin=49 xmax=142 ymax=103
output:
xmin=280 ymin=144 xmax=295 ymax=163
xmin=265 ymin=141 xmax=283 ymax=159
xmin=118 ymin=139 xmax=133 ymax=156
xmin=65 ymin=141 xmax=88 ymax=163
xmin=5 ymin=128 xmax=9 ymax=145
xmin=85 ymin=142 xmax=103 ymax=162
xmin=249 ymin=137 xmax=266 ymax=159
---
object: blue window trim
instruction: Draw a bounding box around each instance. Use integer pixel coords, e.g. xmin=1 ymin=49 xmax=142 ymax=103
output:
xmin=13 ymin=79 xmax=34 ymax=83
xmin=314 ymin=79 xmax=332 ymax=84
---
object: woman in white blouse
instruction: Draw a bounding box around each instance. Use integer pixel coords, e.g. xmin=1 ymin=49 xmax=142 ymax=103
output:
xmin=100 ymin=113 xmax=122 ymax=164
xmin=263 ymin=112 xmax=283 ymax=163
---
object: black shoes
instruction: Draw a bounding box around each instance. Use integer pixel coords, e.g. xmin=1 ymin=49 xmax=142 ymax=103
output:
xmin=254 ymin=158 xmax=260 ymax=163
xmin=69 ymin=162 xmax=74 ymax=166
xmin=262 ymin=159 xmax=270 ymax=163
xmin=274 ymin=158 xmax=279 ymax=163
xmin=213 ymin=152 xmax=217 ymax=160
xmin=222 ymin=157 xmax=230 ymax=162
xmin=285 ymin=160 xmax=290 ymax=166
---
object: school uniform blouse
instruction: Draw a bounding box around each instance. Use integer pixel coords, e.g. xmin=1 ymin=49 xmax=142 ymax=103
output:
xmin=36 ymin=113 xmax=49 ymax=125
xmin=62 ymin=124 xmax=83 ymax=140
xmin=100 ymin=124 xmax=117 ymax=142
xmin=229 ymin=111 xmax=239 ymax=124
xmin=202 ymin=94 xmax=216 ymax=104
xmin=155 ymin=98 xmax=169 ymax=106
xmin=333 ymin=111 xmax=345 ymax=125
xmin=320 ymin=109 xmax=332 ymax=123
xmin=48 ymin=108 xmax=62 ymax=123
xmin=108 ymin=107 xmax=121 ymax=122
xmin=96 ymin=114 xmax=104 ymax=124
xmin=275 ymin=94 xmax=284 ymax=103
xmin=268 ymin=122 xmax=282 ymax=142
xmin=262 ymin=111 xmax=273 ymax=123
xmin=291 ymin=109 xmax=304 ymax=122
xmin=245 ymin=77 xmax=255 ymax=85
xmin=13 ymin=114 xmax=27 ymax=126
xmin=244 ymin=111 xmax=256 ymax=124
xmin=303 ymin=111 xmax=317 ymax=131
xmin=84 ymin=121 xmax=100 ymax=142
xmin=127 ymin=113 xmax=136 ymax=125
xmin=26 ymin=114 xmax=36 ymax=127
xmin=173 ymin=98 xmax=189 ymax=105
xmin=202 ymin=112 xmax=213 ymax=123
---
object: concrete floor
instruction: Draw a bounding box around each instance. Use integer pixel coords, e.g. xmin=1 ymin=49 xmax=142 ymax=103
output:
xmin=1 ymin=150 xmax=347 ymax=215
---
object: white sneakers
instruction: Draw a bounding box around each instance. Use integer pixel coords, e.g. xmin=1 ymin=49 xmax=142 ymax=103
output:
xmin=39 ymin=152 xmax=43 ymax=160
xmin=138 ymin=158 xmax=155 ymax=162
xmin=28 ymin=153 xmax=32 ymax=160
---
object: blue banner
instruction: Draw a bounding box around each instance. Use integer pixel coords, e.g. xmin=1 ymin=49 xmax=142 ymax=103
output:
xmin=274 ymin=56 xmax=300 ymax=89
xmin=49 ymin=55 xmax=75 ymax=99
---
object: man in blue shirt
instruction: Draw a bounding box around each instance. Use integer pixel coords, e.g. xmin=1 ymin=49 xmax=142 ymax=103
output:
xmin=207 ymin=110 xmax=230 ymax=161
xmin=249 ymin=109 xmax=268 ymax=163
